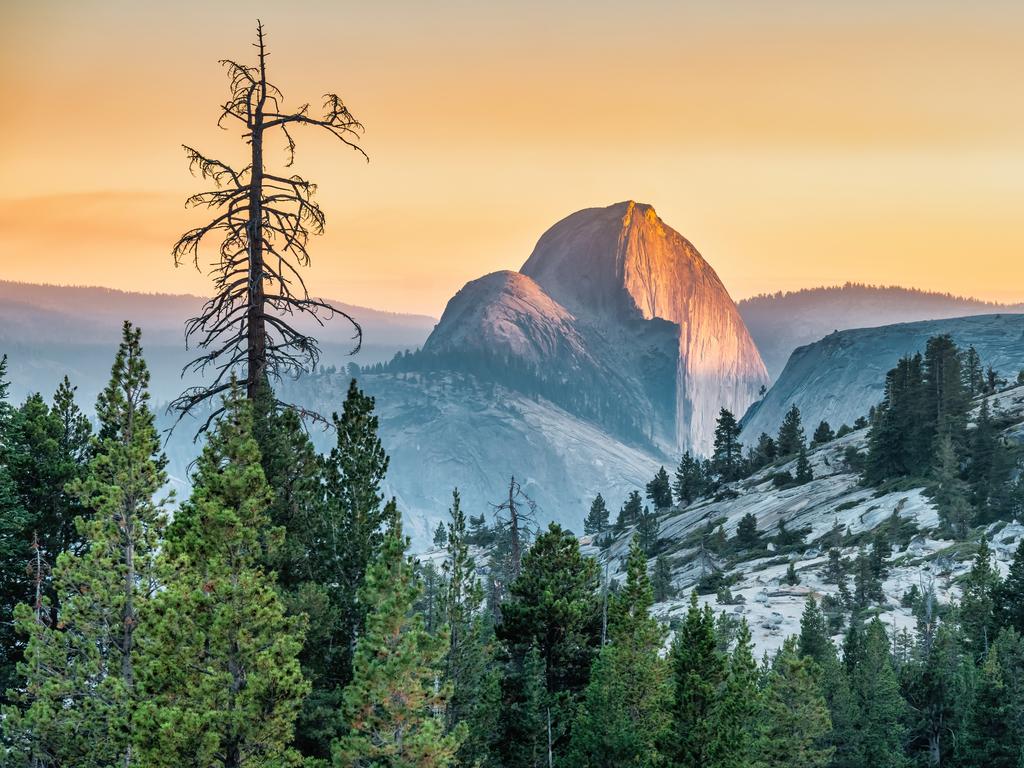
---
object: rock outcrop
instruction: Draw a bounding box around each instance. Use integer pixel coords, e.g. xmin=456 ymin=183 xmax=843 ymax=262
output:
xmin=521 ymin=201 xmax=769 ymax=455
xmin=740 ymin=313 xmax=1024 ymax=444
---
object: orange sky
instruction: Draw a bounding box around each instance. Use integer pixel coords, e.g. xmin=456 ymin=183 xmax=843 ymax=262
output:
xmin=1 ymin=1 xmax=1023 ymax=316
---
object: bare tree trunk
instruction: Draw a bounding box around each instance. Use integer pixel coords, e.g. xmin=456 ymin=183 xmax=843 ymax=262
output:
xmin=508 ymin=476 xmax=521 ymax=581
xmin=246 ymin=25 xmax=268 ymax=400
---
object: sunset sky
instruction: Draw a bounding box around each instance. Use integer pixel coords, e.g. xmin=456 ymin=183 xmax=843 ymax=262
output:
xmin=1 ymin=1 xmax=1022 ymax=316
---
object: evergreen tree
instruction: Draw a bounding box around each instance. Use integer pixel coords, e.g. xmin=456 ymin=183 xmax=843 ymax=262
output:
xmin=822 ymin=548 xmax=847 ymax=585
xmin=5 ymin=377 xmax=92 ymax=631
xmin=652 ymin=555 xmax=675 ymax=603
xmin=3 ymin=323 xmax=167 ymax=767
xmin=753 ymin=433 xmax=778 ymax=468
xmin=496 ymin=524 xmax=601 ymax=765
xmin=636 ymin=506 xmax=660 ymax=555
xmin=707 ymin=619 xmax=760 ymax=768
xmin=713 ymin=408 xmax=743 ymax=482
xmin=998 ymin=540 xmax=1024 ymax=634
xmin=847 ymin=619 xmax=908 ymax=768
xmin=752 ymin=638 xmax=833 ymax=768
xmin=646 ymin=466 xmax=673 ymax=511
xmin=249 ymin=383 xmax=334 ymax=758
xmin=811 ymin=421 xmax=834 ymax=447
xmin=852 ymin=546 xmax=883 ymax=608
xmin=442 ymin=489 xmax=499 ymax=768
xmin=334 ymin=505 xmax=461 ymax=768
xmin=797 ymin=597 xmax=833 ymax=667
xmin=776 ymin=405 xmax=806 ymax=457
xmin=865 ymin=353 xmax=929 ymax=483
xmin=0 ymin=356 xmax=31 ymax=701
xmin=734 ymin=513 xmax=761 ymax=550
xmin=959 ymin=536 xmax=1001 ymax=658
xmin=433 ymin=519 xmax=449 ymax=548
xmin=618 ymin=491 xmax=644 ymax=528
xmin=965 ymin=628 xmax=1024 ymax=767
xmin=923 ymin=334 xmax=969 ymax=441
xmin=569 ymin=540 xmax=671 ymax=767
xmin=311 ymin=378 xmax=392 ymax=749
xmin=963 ymin=345 xmax=984 ymax=397
xmin=673 ymin=452 xmax=705 ymax=506
xmin=668 ymin=592 xmax=726 ymax=767
xmin=931 ymin=433 xmax=973 ymax=537
xmin=137 ymin=384 xmax=308 ymax=768
xmin=795 ymin=446 xmax=813 ymax=485
xmin=785 ymin=561 xmax=800 ymax=586
xmin=584 ymin=493 xmax=610 ymax=537
xmin=902 ymin=624 xmax=972 ymax=768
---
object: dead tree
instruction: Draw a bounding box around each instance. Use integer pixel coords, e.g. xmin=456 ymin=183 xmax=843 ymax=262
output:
xmin=491 ymin=475 xmax=538 ymax=582
xmin=171 ymin=20 xmax=366 ymax=433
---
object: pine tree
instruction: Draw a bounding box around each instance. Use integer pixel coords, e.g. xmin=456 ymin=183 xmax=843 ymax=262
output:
xmin=753 ymin=433 xmax=778 ymax=469
xmin=646 ymin=466 xmax=673 ymax=511
xmin=963 ymin=345 xmax=984 ymax=397
xmin=0 ymin=355 xmax=31 ymax=701
xmin=811 ymin=421 xmax=834 ymax=447
xmin=248 ymin=382 xmax=333 ymax=758
xmin=668 ymin=592 xmax=726 ymax=767
xmin=797 ymin=597 xmax=833 ymax=667
xmin=496 ymin=524 xmax=601 ymax=766
xmin=785 ymin=561 xmax=800 ymax=586
xmin=136 ymin=384 xmax=308 ymax=768
xmin=795 ymin=446 xmax=813 ymax=484
xmin=673 ymin=452 xmax=704 ymax=506
xmin=636 ymin=505 xmax=660 ymax=555
xmin=902 ymin=624 xmax=972 ymax=768
xmin=310 ymin=377 xmax=392 ymax=751
xmin=713 ymin=408 xmax=743 ymax=482
xmin=5 ymin=377 xmax=92 ymax=630
xmin=965 ymin=628 xmax=1024 ymax=767
xmin=707 ymin=619 xmax=760 ymax=768
xmin=569 ymin=540 xmax=671 ymax=767
xmin=3 ymin=322 xmax=167 ymax=767
xmin=735 ymin=513 xmax=761 ymax=550
xmin=752 ymin=638 xmax=833 ymax=768
xmin=433 ymin=519 xmax=449 ymax=548
xmin=652 ymin=555 xmax=675 ymax=602
xmin=334 ymin=505 xmax=461 ymax=768
xmin=795 ymin=598 xmax=858 ymax=768
xmin=998 ymin=540 xmax=1024 ymax=634
xmin=618 ymin=491 xmax=644 ymax=528
xmin=847 ymin=619 xmax=907 ymax=768
xmin=852 ymin=546 xmax=883 ymax=608
xmin=924 ymin=334 xmax=969 ymax=441
xmin=960 ymin=536 xmax=1001 ymax=658
xmin=584 ymin=493 xmax=610 ymax=537
xmin=442 ymin=489 xmax=499 ymax=768
xmin=776 ymin=405 xmax=806 ymax=457
xmin=931 ymin=433 xmax=973 ymax=537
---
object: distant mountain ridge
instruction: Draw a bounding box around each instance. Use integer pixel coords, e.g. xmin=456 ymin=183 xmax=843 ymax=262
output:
xmin=0 ymin=280 xmax=435 ymax=406
xmin=738 ymin=283 xmax=1024 ymax=380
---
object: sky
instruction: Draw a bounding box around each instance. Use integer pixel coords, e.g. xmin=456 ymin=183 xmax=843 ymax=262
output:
xmin=1 ymin=0 xmax=1023 ymax=317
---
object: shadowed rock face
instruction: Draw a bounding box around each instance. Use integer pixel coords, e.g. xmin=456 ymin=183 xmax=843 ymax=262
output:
xmin=739 ymin=313 xmax=1024 ymax=445
xmin=521 ymin=201 xmax=769 ymax=455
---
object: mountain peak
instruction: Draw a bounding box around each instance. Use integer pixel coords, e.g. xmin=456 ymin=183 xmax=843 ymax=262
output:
xmin=520 ymin=201 xmax=769 ymax=454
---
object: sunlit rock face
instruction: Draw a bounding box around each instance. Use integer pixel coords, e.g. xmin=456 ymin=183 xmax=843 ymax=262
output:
xmin=521 ymin=201 xmax=769 ymax=455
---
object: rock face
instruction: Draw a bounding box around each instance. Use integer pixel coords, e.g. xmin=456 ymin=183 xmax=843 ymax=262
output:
xmin=740 ymin=313 xmax=1024 ymax=445
xmin=423 ymin=271 xmax=592 ymax=368
xmin=521 ymin=201 xmax=769 ymax=455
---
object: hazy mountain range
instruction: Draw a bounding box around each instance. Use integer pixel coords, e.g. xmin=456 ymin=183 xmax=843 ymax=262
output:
xmin=739 ymin=283 xmax=1024 ymax=380
xmin=3 ymin=204 xmax=1024 ymax=543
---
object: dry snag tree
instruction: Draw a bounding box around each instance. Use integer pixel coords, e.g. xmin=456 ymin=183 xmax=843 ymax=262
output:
xmin=172 ymin=20 xmax=366 ymax=432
